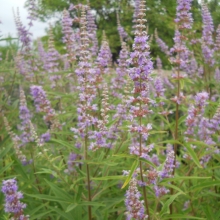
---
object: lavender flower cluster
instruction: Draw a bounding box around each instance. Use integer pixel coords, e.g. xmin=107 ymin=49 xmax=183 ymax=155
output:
xmin=1 ymin=179 xmax=29 ymax=220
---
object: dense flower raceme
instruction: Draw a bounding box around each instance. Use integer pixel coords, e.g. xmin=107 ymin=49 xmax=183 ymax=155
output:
xmin=171 ymin=0 xmax=194 ymax=75
xmin=13 ymin=8 xmax=32 ymax=53
xmin=184 ymin=92 xmax=220 ymax=166
xmin=5 ymin=87 xmax=50 ymax=157
xmin=185 ymin=92 xmax=209 ymax=136
xmin=72 ymin=6 xmax=98 ymax=141
xmin=174 ymin=0 xmax=193 ymax=30
xmin=124 ymin=145 xmax=175 ymax=199
xmin=201 ymin=2 xmax=215 ymax=65
xmin=156 ymin=56 xmax=174 ymax=89
xmin=3 ymin=116 xmax=28 ymax=164
xmin=111 ymin=41 xmax=129 ymax=98
xmin=201 ymin=3 xmax=214 ymax=46
xmin=18 ymin=88 xmax=33 ymax=146
xmin=96 ymin=31 xmax=112 ymax=71
xmin=87 ymin=8 xmax=99 ymax=57
xmin=132 ymin=0 xmax=141 ymax=32
xmin=37 ymin=39 xmax=47 ymax=71
xmin=61 ymin=8 xmax=81 ymax=64
xmin=127 ymin=0 xmax=155 ymax=160
xmin=1 ymin=178 xmax=29 ymax=220
xmin=154 ymin=29 xmax=170 ymax=56
xmin=215 ymin=24 xmax=220 ymax=52
xmin=170 ymin=29 xmax=192 ymax=72
xmin=125 ymin=178 xmax=148 ymax=220
xmin=62 ymin=9 xmax=76 ymax=63
xmin=30 ymin=85 xmax=60 ymax=132
xmin=0 ymin=20 xmax=2 ymax=60
xmin=26 ymin=0 xmax=38 ymax=26
xmin=211 ymin=103 xmax=220 ymax=134
xmin=44 ymin=26 xmax=61 ymax=74
xmin=117 ymin=12 xmax=129 ymax=43
xmin=215 ymin=68 xmax=220 ymax=81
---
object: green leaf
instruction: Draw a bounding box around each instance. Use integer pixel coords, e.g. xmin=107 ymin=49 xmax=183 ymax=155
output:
xmin=79 ymin=201 xmax=106 ymax=207
xmin=66 ymin=202 xmax=105 ymax=213
xmin=203 ymin=205 xmax=215 ymax=220
xmin=92 ymin=175 xmax=125 ymax=181
xmin=44 ymin=179 xmax=74 ymax=203
xmin=50 ymin=138 xmax=80 ymax=153
xmin=163 ymin=214 xmax=206 ymax=219
xmin=35 ymin=169 xmax=58 ymax=178
xmin=190 ymin=180 xmax=220 ymax=192
xmin=28 ymin=203 xmax=48 ymax=216
xmin=121 ymin=159 xmax=139 ymax=189
xmin=25 ymin=193 xmax=70 ymax=204
xmin=184 ymin=143 xmax=202 ymax=168
xmin=113 ymin=154 xmax=136 ymax=159
xmin=114 ymin=154 xmax=156 ymax=168
xmin=65 ymin=204 xmax=78 ymax=213
xmin=160 ymin=192 xmax=183 ymax=217
xmin=161 ymin=176 xmax=211 ymax=183
xmin=161 ymin=183 xmax=186 ymax=195
xmin=49 ymin=206 xmax=74 ymax=219
xmin=30 ymin=210 xmax=52 ymax=220
xmin=149 ymin=130 xmax=168 ymax=135
xmin=0 ymin=162 xmax=13 ymax=175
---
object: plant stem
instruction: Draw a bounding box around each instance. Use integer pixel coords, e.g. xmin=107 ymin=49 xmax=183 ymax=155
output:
xmin=139 ymin=100 xmax=150 ymax=218
xmin=170 ymin=58 xmax=181 ymax=218
xmin=85 ymin=133 xmax=92 ymax=220
xmin=139 ymin=160 xmax=150 ymax=219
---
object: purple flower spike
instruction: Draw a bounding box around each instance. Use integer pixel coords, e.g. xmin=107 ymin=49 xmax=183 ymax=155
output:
xmin=125 ymin=178 xmax=148 ymax=220
xmin=155 ymin=30 xmax=170 ymax=56
xmin=128 ymin=0 xmax=153 ymax=93
xmin=96 ymin=31 xmax=112 ymax=69
xmin=201 ymin=2 xmax=215 ymax=65
xmin=87 ymin=8 xmax=98 ymax=56
xmin=1 ymin=178 xmax=29 ymax=219
xmin=159 ymin=149 xmax=175 ymax=179
xmin=175 ymin=0 xmax=193 ymax=30
xmin=215 ymin=24 xmax=220 ymax=52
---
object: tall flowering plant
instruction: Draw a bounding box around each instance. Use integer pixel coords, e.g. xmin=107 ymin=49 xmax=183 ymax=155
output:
xmin=126 ymin=0 xmax=154 ymax=218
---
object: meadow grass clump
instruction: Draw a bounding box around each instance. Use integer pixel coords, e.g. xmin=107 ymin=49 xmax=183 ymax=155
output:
xmin=0 ymin=0 xmax=220 ymax=219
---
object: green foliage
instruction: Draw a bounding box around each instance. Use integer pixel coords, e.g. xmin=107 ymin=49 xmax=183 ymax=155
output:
xmin=1 ymin=0 xmax=220 ymax=219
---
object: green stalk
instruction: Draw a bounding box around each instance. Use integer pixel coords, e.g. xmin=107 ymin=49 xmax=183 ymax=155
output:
xmin=85 ymin=132 xmax=92 ymax=220
xmin=139 ymin=83 xmax=150 ymax=219
xmin=170 ymin=48 xmax=181 ymax=218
